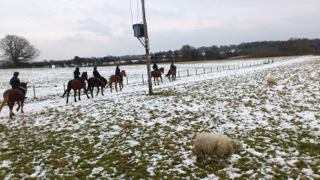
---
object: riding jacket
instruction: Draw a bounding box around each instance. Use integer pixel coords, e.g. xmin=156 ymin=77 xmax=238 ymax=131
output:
xmin=10 ymin=76 xmax=20 ymax=89
xmin=153 ymin=63 xmax=158 ymax=71
xmin=74 ymin=70 xmax=80 ymax=79
xmin=93 ymin=70 xmax=102 ymax=78
xmin=115 ymin=66 xmax=121 ymax=76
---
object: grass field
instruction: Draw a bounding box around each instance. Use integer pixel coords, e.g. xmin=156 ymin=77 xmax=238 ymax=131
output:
xmin=0 ymin=56 xmax=319 ymax=179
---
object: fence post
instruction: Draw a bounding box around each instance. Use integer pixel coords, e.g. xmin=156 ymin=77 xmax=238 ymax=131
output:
xmin=178 ymin=71 xmax=180 ymax=77
xmin=228 ymin=65 xmax=229 ymax=70
xmin=204 ymin=68 xmax=205 ymax=74
xmin=196 ymin=68 xmax=197 ymax=75
xmin=142 ymin=75 xmax=144 ymax=85
xmin=211 ymin=67 xmax=212 ymax=72
xmin=217 ymin=66 xmax=218 ymax=72
xmin=223 ymin=66 xmax=224 ymax=71
xmin=63 ymin=83 xmax=65 ymax=91
xmin=187 ymin=69 xmax=189 ymax=76
xmin=127 ymin=76 xmax=128 ymax=85
xmin=33 ymin=85 xmax=36 ymax=99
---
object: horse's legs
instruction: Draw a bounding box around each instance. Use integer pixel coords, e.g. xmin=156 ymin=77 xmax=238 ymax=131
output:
xmin=120 ymin=82 xmax=123 ymax=91
xmin=101 ymin=86 xmax=104 ymax=96
xmin=84 ymin=83 xmax=90 ymax=99
xmin=9 ymin=102 xmax=14 ymax=119
xmin=21 ymin=100 xmax=24 ymax=113
xmin=78 ymin=89 xmax=81 ymax=101
xmin=153 ymin=77 xmax=156 ymax=85
xmin=161 ymin=76 xmax=163 ymax=84
xmin=110 ymin=82 xmax=113 ymax=92
xmin=73 ymin=89 xmax=77 ymax=102
xmin=115 ymin=83 xmax=118 ymax=92
xmin=16 ymin=102 xmax=21 ymax=112
xmin=96 ymin=87 xmax=100 ymax=96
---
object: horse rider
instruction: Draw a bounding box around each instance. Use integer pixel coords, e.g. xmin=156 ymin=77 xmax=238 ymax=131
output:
xmin=74 ymin=67 xmax=85 ymax=88
xmin=93 ymin=66 xmax=106 ymax=86
xmin=10 ymin=72 xmax=27 ymax=99
xmin=170 ymin=62 xmax=176 ymax=71
xmin=153 ymin=62 xmax=161 ymax=75
xmin=115 ymin=65 xmax=122 ymax=81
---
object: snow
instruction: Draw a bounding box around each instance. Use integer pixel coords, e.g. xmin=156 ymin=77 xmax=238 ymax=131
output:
xmin=0 ymin=55 xmax=319 ymax=179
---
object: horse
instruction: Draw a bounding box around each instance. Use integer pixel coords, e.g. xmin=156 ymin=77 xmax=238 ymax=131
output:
xmin=87 ymin=77 xmax=108 ymax=98
xmin=151 ymin=67 xmax=164 ymax=85
xmin=108 ymin=70 xmax=127 ymax=92
xmin=166 ymin=69 xmax=176 ymax=81
xmin=62 ymin=72 xmax=90 ymax=103
xmin=0 ymin=82 xmax=28 ymax=119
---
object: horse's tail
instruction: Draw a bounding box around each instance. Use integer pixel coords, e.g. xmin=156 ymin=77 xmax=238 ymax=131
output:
xmin=62 ymin=81 xmax=72 ymax=97
xmin=165 ymin=70 xmax=170 ymax=77
xmin=105 ymin=81 xmax=110 ymax=88
xmin=0 ymin=92 xmax=9 ymax=113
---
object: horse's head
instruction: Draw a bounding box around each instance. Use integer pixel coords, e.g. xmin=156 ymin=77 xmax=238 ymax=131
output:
xmin=159 ymin=67 xmax=164 ymax=73
xmin=20 ymin=82 xmax=28 ymax=90
xmin=121 ymin=70 xmax=127 ymax=77
xmin=81 ymin=72 xmax=88 ymax=80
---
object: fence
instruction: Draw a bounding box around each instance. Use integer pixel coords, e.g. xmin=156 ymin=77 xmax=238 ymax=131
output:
xmin=31 ymin=59 xmax=274 ymax=98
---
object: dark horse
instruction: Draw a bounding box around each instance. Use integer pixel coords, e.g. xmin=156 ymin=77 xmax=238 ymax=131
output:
xmin=108 ymin=70 xmax=127 ymax=92
xmin=151 ymin=67 xmax=164 ymax=85
xmin=166 ymin=69 xmax=176 ymax=82
xmin=0 ymin=82 xmax=28 ymax=119
xmin=62 ymin=72 xmax=90 ymax=103
xmin=87 ymin=77 xmax=108 ymax=98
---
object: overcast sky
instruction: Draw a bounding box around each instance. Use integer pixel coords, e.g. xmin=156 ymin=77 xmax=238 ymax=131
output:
xmin=1 ymin=0 xmax=320 ymax=61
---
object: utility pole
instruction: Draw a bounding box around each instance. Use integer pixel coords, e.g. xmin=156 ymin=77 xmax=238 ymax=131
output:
xmin=141 ymin=0 xmax=152 ymax=94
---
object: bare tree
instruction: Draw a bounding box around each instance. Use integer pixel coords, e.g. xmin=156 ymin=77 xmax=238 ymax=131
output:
xmin=0 ymin=35 xmax=40 ymax=68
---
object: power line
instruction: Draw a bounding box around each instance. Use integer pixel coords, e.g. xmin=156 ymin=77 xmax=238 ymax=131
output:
xmin=130 ymin=0 xmax=134 ymax=25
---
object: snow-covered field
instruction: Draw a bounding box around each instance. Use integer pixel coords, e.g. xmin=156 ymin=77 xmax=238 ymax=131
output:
xmin=0 ymin=56 xmax=319 ymax=179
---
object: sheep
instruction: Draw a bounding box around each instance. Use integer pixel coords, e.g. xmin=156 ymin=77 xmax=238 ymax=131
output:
xmin=267 ymin=77 xmax=277 ymax=86
xmin=189 ymin=133 xmax=244 ymax=164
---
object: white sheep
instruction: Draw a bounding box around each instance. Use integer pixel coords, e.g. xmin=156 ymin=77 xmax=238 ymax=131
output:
xmin=189 ymin=133 xmax=244 ymax=164
xmin=267 ymin=77 xmax=277 ymax=86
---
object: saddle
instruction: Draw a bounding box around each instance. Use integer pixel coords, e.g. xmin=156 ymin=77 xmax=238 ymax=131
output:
xmin=13 ymin=87 xmax=24 ymax=96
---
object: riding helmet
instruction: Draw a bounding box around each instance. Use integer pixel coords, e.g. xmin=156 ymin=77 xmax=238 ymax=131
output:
xmin=94 ymin=66 xmax=97 ymax=70
xmin=13 ymin=72 xmax=19 ymax=76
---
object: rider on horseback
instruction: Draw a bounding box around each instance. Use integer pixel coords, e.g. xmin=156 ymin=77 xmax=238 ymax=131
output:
xmin=170 ymin=62 xmax=176 ymax=71
xmin=10 ymin=72 xmax=26 ymax=99
xmin=153 ymin=62 xmax=161 ymax=75
xmin=115 ymin=65 xmax=122 ymax=81
xmin=93 ymin=66 xmax=106 ymax=86
xmin=74 ymin=67 xmax=85 ymax=88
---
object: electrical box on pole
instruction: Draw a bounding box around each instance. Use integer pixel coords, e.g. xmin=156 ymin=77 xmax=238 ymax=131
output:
xmin=133 ymin=24 xmax=144 ymax=37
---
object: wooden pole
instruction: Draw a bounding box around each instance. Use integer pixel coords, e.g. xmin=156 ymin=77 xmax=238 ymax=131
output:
xmin=33 ymin=85 xmax=36 ymax=99
xmin=141 ymin=0 xmax=152 ymax=94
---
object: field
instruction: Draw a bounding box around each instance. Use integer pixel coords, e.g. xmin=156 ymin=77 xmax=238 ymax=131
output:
xmin=0 ymin=56 xmax=320 ymax=179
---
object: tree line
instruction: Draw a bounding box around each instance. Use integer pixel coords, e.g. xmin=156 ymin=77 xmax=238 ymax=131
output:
xmin=1 ymin=34 xmax=319 ymax=69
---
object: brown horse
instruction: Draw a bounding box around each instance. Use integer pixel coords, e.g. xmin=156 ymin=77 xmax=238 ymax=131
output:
xmin=87 ymin=77 xmax=108 ymax=98
xmin=166 ymin=69 xmax=176 ymax=81
xmin=108 ymin=70 xmax=127 ymax=92
xmin=151 ymin=67 xmax=164 ymax=85
xmin=0 ymin=82 xmax=28 ymax=119
xmin=62 ymin=72 xmax=90 ymax=103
